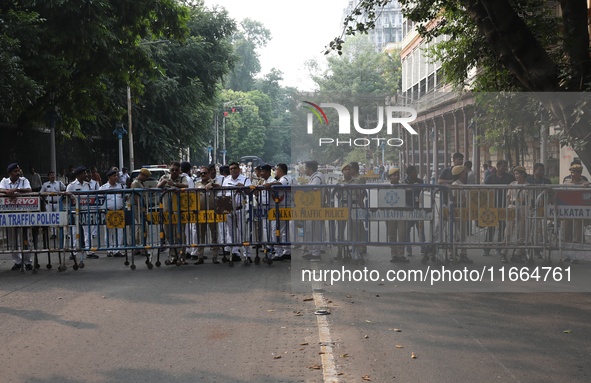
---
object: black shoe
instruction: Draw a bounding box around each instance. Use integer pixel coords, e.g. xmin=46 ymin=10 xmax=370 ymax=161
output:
xmin=24 ymin=263 xmax=32 ymax=271
xmin=69 ymin=254 xmax=75 ymax=260
xmin=12 ymin=263 xmax=22 ymax=271
xmin=247 ymin=257 xmax=253 ymax=263
xmin=86 ymin=253 xmax=99 ymax=259
xmin=231 ymin=253 xmax=242 ymax=262
xmin=107 ymin=252 xmax=113 ymax=257
xmin=194 ymin=258 xmax=204 ymax=265
xmin=114 ymin=252 xmax=125 ymax=257
xmin=282 ymin=253 xmax=291 ymax=260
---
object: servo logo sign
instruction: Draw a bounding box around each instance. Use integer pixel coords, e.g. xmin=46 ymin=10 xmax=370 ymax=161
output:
xmin=0 ymin=197 xmax=41 ymax=211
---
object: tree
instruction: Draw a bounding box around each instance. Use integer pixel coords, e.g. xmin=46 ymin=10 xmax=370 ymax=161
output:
xmin=299 ymin=34 xmax=403 ymax=165
xmin=0 ymin=0 xmax=189 ymax=136
xmin=226 ymin=18 xmax=271 ymax=92
xmin=334 ymin=0 xmax=591 ymax=171
xmin=132 ymin=3 xmax=236 ymax=163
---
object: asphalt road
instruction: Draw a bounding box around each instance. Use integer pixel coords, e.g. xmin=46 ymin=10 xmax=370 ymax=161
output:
xmin=1 ymin=248 xmax=590 ymax=383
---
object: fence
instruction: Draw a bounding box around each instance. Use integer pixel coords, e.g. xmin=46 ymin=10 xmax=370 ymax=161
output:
xmin=1 ymin=184 xmax=589 ymax=271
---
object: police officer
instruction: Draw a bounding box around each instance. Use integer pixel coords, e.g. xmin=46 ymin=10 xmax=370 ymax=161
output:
xmin=0 ymin=163 xmax=33 ymax=270
xmin=40 ymin=171 xmax=66 ymax=239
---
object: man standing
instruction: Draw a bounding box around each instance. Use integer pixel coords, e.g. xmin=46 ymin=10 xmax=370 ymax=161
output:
xmin=157 ymin=162 xmax=189 ymax=264
xmin=119 ymin=167 xmax=130 ymax=189
xmin=180 ymin=161 xmax=198 ymax=260
xmin=100 ymin=169 xmax=125 ymax=257
xmin=0 ymin=163 xmax=33 ymax=270
xmin=194 ymin=166 xmax=220 ymax=264
xmin=28 ymin=167 xmax=42 ymax=192
xmin=387 ymin=168 xmax=409 ymax=263
xmin=404 ymin=165 xmax=426 ymax=259
xmin=40 ymin=171 xmax=66 ymax=239
xmin=222 ymin=162 xmax=252 ymax=264
xmin=130 ymin=168 xmax=151 ymax=253
xmin=302 ymin=160 xmax=325 ymax=260
xmin=66 ymin=166 xmax=98 ymax=264
xmin=90 ymin=166 xmax=102 ymax=187
xmin=483 ymin=160 xmax=515 ymax=258
xmin=526 ymin=163 xmax=552 ymax=185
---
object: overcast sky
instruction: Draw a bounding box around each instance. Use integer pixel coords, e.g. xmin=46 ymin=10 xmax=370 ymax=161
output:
xmin=204 ymin=0 xmax=350 ymax=91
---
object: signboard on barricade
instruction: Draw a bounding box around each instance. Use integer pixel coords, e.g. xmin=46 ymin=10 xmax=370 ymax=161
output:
xmin=172 ymin=192 xmax=198 ymax=212
xmin=0 ymin=212 xmax=68 ymax=227
xmin=0 ymin=196 xmax=41 ymax=211
xmin=147 ymin=210 xmax=226 ymax=224
xmin=70 ymin=211 xmax=106 ymax=226
xmin=377 ymin=189 xmax=406 ymax=208
xmin=351 ymin=208 xmax=432 ymax=221
xmin=268 ymin=207 xmax=349 ymax=221
xmin=69 ymin=195 xmax=105 ymax=209
xmin=547 ymin=190 xmax=591 ymax=218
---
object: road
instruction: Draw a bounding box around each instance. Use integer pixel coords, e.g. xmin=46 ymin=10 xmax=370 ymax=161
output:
xmin=1 ymin=248 xmax=590 ymax=383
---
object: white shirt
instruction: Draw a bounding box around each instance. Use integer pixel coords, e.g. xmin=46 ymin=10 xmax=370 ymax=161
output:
xmin=118 ymin=172 xmax=129 ymax=188
xmin=0 ymin=177 xmax=31 ymax=190
xmin=182 ymin=172 xmax=195 ymax=188
xmin=99 ymin=182 xmax=125 ymax=210
xmin=308 ymin=171 xmax=325 ymax=185
xmin=66 ymin=179 xmax=92 ymax=192
xmin=41 ymin=180 xmax=66 ymax=203
xmin=222 ymin=174 xmax=251 ymax=205
xmin=260 ymin=175 xmax=276 ymax=205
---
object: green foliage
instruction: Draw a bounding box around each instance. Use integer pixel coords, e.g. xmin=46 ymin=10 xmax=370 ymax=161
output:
xmin=132 ymin=2 xmax=236 ymax=163
xmin=226 ymin=18 xmax=271 ymax=92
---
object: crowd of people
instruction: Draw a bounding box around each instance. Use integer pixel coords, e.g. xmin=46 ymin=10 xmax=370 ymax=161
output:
xmin=1 ymin=155 xmax=589 ymax=271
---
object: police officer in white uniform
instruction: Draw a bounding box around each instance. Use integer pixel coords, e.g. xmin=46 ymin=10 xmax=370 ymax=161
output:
xmin=40 ymin=171 xmax=66 ymax=238
xmin=0 ymin=163 xmax=33 ymax=270
xmin=66 ymin=166 xmax=98 ymax=263
xmin=222 ymin=162 xmax=252 ymax=263
xmin=100 ymin=169 xmax=125 ymax=256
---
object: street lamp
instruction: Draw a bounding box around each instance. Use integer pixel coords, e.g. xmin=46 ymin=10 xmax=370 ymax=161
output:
xmin=113 ymin=122 xmax=127 ymax=170
xmin=220 ymin=100 xmax=245 ymax=165
xmin=45 ymin=90 xmax=58 ymax=173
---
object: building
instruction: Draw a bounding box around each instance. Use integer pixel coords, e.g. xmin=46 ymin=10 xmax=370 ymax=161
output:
xmin=342 ymin=0 xmax=404 ymax=51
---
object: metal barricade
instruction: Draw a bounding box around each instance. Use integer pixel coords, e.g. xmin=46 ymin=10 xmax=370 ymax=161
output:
xmin=3 ymin=184 xmax=588 ymax=272
xmin=0 ymin=193 xmax=70 ymax=271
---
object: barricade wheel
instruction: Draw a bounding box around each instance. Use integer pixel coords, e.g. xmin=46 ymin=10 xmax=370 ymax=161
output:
xmin=46 ymin=264 xmax=52 ymax=269
xmin=35 ymin=263 xmax=40 ymax=269
xmin=58 ymin=265 xmax=66 ymax=272
xmin=222 ymin=256 xmax=228 ymax=263
xmin=155 ymin=261 xmax=161 ymax=267
xmin=147 ymin=263 xmax=153 ymax=269
xmin=73 ymin=264 xmax=79 ymax=271
xmin=130 ymin=264 xmax=136 ymax=270
xmin=145 ymin=259 xmax=150 ymax=265
xmin=254 ymin=255 xmax=261 ymax=265
xmin=164 ymin=259 xmax=171 ymax=266
xmin=124 ymin=260 xmax=130 ymax=266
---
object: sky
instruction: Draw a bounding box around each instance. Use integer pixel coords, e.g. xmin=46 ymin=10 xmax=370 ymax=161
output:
xmin=204 ymin=0 xmax=351 ymax=91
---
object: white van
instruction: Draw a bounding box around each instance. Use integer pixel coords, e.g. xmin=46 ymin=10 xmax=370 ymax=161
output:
xmin=130 ymin=165 xmax=170 ymax=188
